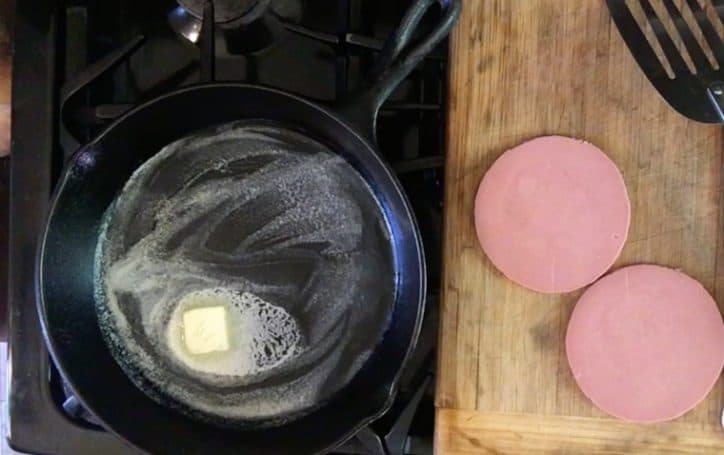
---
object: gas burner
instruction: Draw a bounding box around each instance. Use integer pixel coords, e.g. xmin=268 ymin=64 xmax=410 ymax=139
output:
xmin=178 ymin=0 xmax=271 ymax=24
xmin=169 ymin=0 xmax=301 ymax=55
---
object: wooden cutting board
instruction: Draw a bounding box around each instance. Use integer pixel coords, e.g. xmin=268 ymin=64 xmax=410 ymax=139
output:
xmin=0 ymin=0 xmax=12 ymax=158
xmin=436 ymin=1 xmax=724 ymax=453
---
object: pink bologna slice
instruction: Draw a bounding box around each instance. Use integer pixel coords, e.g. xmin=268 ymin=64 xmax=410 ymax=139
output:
xmin=474 ymin=136 xmax=630 ymax=293
xmin=566 ymin=265 xmax=724 ymax=423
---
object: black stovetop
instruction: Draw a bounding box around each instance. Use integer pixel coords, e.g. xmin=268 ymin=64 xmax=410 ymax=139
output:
xmin=7 ymin=1 xmax=447 ymax=454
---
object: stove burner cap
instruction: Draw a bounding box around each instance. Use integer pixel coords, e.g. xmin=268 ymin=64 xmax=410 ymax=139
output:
xmin=178 ymin=0 xmax=270 ymax=24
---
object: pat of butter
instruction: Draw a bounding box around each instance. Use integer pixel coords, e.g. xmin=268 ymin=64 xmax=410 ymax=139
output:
xmin=182 ymin=306 xmax=229 ymax=355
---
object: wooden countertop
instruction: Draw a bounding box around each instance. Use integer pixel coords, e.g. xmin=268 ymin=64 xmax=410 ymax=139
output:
xmin=436 ymin=1 xmax=724 ymax=453
xmin=0 ymin=0 xmax=11 ymax=158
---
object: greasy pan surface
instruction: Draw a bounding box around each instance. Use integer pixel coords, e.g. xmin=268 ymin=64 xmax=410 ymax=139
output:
xmin=38 ymin=84 xmax=425 ymax=454
xmin=95 ymin=120 xmax=397 ymax=425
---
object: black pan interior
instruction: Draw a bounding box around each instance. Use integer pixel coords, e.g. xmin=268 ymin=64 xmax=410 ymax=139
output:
xmin=95 ymin=119 xmax=396 ymax=425
xmin=39 ymin=84 xmax=425 ymax=455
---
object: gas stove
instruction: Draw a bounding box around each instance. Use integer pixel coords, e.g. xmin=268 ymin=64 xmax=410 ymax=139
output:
xmin=7 ymin=1 xmax=448 ymax=453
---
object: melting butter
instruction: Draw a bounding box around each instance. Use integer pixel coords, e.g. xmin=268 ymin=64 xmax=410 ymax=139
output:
xmin=167 ymin=288 xmax=302 ymax=377
xmin=182 ymin=305 xmax=230 ymax=355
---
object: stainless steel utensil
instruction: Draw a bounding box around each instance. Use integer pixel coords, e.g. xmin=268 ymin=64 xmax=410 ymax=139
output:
xmin=606 ymin=0 xmax=724 ymax=123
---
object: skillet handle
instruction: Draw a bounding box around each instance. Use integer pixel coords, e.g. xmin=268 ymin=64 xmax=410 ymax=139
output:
xmin=338 ymin=0 xmax=461 ymax=142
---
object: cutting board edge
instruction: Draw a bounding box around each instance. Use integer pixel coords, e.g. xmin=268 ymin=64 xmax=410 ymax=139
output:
xmin=435 ymin=408 xmax=724 ymax=454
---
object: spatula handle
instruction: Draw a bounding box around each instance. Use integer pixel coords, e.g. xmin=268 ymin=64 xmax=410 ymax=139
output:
xmin=706 ymin=82 xmax=724 ymax=122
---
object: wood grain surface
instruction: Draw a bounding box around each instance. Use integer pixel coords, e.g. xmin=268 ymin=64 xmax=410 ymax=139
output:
xmin=436 ymin=409 xmax=724 ymax=454
xmin=436 ymin=0 xmax=724 ymax=453
xmin=0 ymin=0 xmax=11 ymax=157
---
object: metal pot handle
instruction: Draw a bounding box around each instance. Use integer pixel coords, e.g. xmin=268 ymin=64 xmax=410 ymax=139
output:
xmin=338 ymin=0 xmax=461 ymax=142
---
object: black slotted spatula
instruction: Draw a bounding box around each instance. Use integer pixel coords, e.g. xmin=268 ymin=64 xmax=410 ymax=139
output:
xmin=606 ymin=0 xmax=724 ymax=123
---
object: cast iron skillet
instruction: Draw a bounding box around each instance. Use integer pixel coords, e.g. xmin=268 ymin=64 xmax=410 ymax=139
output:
xmin=37 ymin=0 xmax=461 ymax=453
